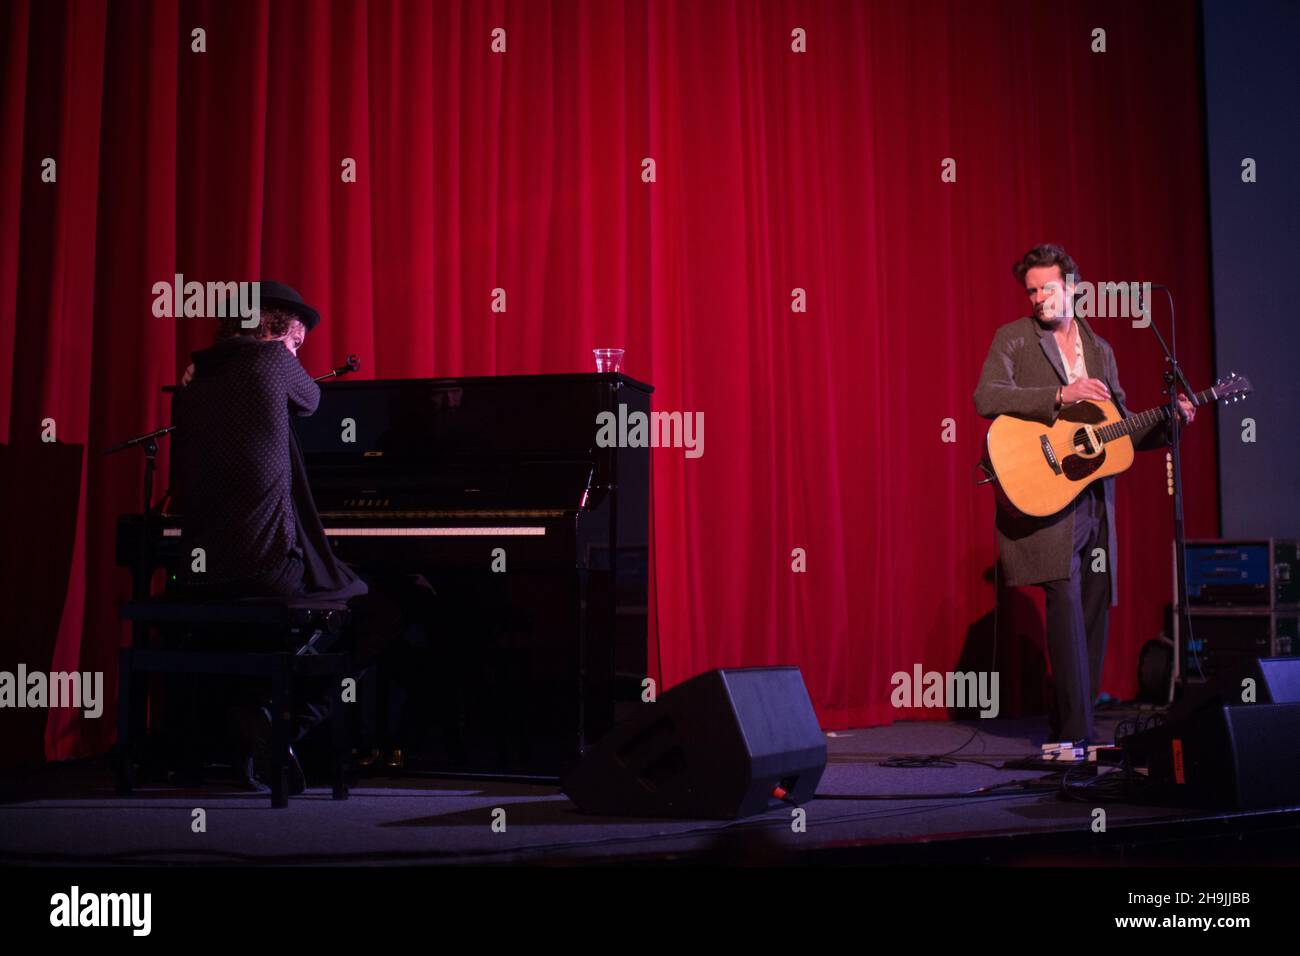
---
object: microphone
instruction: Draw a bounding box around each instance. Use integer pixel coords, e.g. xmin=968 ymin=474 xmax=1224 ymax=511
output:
xmin=1136 ymin=283 xmax=1169 ymax=318
xmin=315 ymin=354 xmax=361 ymax=383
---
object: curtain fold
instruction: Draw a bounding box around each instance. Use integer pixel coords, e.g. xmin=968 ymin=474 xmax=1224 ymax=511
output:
xmin=0 ymin=0 xmax=1218 ymax=763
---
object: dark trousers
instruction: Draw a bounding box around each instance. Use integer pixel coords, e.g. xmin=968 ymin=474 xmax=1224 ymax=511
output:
xmin=1039 ymin=484 xmax=1110 ymax=743
xmin=218 ymin=556 xmax=422 ymax=748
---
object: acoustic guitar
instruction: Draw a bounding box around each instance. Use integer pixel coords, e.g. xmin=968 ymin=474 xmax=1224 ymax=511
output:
xmin=983 ymin=372 xmax=1252 ymax=517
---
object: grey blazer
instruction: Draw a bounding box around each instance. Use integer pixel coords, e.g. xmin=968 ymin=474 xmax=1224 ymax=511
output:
xmin=973 ymin=316 xmax=1169 ymax=604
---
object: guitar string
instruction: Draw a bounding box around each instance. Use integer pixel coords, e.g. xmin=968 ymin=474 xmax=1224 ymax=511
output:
xmin=1046 ymin=385 xmax=1220 ymax=458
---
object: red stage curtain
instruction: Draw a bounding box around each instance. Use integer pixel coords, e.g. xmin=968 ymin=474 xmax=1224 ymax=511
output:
xmin=0 ymin=0 xmax=1218 ymax=764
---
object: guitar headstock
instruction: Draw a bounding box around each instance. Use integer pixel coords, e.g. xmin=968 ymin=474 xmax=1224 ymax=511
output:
xmin=1213 ymin=371 xmax=1253 ymax=404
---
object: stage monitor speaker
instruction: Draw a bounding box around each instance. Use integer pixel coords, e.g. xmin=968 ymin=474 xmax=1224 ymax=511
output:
xmin=561 ymin=666 xmax=827 ymax=819
xmin=1256 ymin=656 xmax=1300 ymax=701
xmin=1171 ymin=656 xmax=1300 ymax=722
xmin=1124 ymin=701 xmax=1300 ymax=809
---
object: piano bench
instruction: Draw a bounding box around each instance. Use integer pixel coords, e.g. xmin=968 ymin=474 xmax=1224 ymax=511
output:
xmin=116 ymin=597 xmax=354 ymax=809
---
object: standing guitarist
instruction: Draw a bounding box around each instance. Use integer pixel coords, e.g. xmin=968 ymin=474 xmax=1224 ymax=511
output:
xmin=973 ymin=244 xmax=1196 ymax=746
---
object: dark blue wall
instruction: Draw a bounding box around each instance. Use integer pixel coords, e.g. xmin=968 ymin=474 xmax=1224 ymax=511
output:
xmin=1201 ymin=0 xmax=1300 ymax=538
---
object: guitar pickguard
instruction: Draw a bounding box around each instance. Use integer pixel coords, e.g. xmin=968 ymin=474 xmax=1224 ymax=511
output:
xmin=1060 ymin=444 xmax=1106 ymax=481
xmin=1058 ymin=403 xmax=1108 ymax=481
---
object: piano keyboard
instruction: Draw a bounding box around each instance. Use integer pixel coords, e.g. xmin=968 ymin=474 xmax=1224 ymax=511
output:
xmin=323 ymin=526 xmax=546 ymax=536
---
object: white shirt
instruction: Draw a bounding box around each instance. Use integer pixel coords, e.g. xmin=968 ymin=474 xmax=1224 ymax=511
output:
xmin=1055 ymin=324 xmax=1088 ymax=385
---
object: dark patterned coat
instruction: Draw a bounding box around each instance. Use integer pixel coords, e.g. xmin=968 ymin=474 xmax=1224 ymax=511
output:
xmin=172 ymin=336 xmax=365 ymax=599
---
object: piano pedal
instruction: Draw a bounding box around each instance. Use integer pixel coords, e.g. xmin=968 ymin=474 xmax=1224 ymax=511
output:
xmin=353 ymin=747 xmax=382 ymax=769
xmin=386 ymin=748 xmax=404 ymax=776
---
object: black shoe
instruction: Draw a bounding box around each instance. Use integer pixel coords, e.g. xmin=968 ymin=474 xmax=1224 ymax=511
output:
xmin=236 ymin=746 xmax=305 ymax=795
xmin=284 ymin=745 xmax=307 ymax=795
xmin=236 ymin=756 xmax=270 ymax=793
xmin=243 ymin=705 xmax=308 ymax=796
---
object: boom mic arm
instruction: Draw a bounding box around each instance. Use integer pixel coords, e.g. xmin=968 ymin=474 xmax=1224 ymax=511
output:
xmin=315 ymin=354 xmax=361 ymax=383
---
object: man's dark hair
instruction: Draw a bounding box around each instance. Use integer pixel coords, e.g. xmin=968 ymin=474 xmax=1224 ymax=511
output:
xmin=215 ymin=306 xmax=302 ymax=342
xmin=1012 ymin=244 xmax=1081 ymax=286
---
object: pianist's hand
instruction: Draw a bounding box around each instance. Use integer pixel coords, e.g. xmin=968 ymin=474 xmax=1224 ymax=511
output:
xmin=180 ymin=363 xmax=195 ymax=386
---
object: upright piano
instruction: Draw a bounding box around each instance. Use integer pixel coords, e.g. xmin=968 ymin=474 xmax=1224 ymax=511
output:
xmin=121 ymin=372 xmax=652 ymax=779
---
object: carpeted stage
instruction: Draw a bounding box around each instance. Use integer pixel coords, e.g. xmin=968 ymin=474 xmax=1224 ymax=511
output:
xmin=4 ymin=711 xmax=1299 ymax=867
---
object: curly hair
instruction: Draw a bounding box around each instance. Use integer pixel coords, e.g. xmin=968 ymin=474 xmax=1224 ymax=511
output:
xmin=215 ymin=306 xmax=301 ymax=342
xmin=1012 ymin=243 xmax=1082 ymax=287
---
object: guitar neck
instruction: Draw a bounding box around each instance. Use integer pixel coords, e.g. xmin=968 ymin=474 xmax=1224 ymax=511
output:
xmin=1096 ymin=386 xmax=1217 ymax=443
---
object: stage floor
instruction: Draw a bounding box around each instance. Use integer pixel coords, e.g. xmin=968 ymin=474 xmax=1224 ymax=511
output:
xmin=4 ymin=710 xmax=1299 ymax=866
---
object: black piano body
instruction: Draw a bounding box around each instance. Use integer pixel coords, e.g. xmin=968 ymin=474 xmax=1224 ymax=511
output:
xmin=121 ymin=372 xmax=652 ymax=779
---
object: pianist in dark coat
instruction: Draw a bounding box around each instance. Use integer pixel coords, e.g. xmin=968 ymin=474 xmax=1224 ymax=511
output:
xmin=172 ymin=302 xmax=366 ymax=601
xmin=170 ymin=283 xmax=404 ymax=788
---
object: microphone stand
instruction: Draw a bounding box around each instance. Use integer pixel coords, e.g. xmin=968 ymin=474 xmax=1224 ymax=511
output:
xmin=1141 ymin=286 xmax=1196 ymax=701
xmin=102 ymin=420 xmax=175 ymax=782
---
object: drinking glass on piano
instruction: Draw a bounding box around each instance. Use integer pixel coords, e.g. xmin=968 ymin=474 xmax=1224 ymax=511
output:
xmin=594 ymin=349 xmax=625 ymax=373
